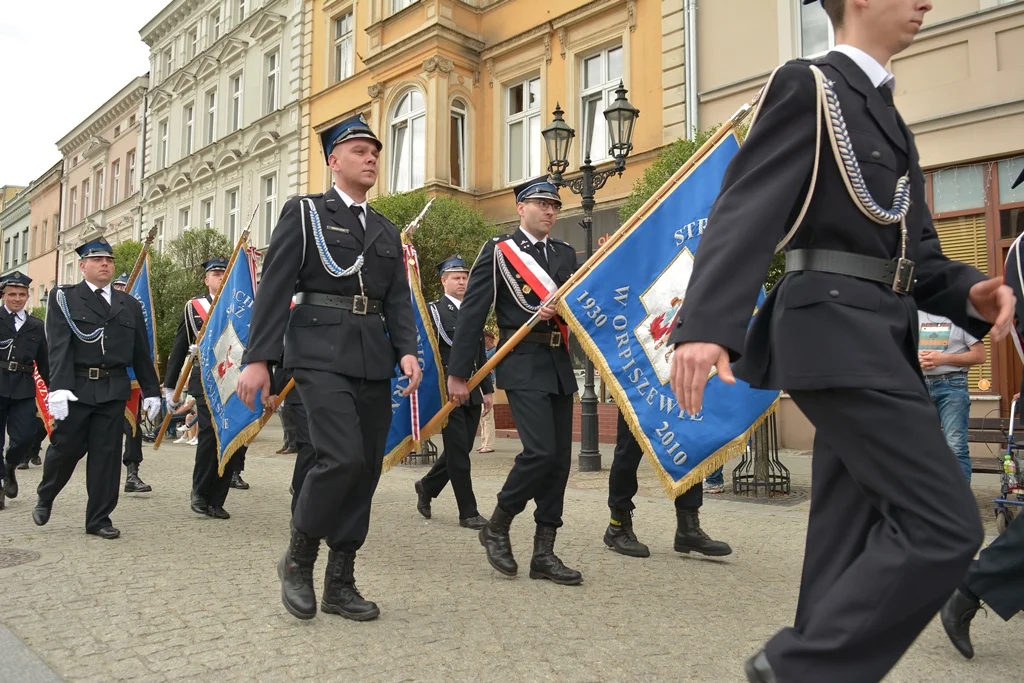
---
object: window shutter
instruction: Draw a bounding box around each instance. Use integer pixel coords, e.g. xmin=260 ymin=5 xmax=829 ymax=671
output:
xmin=933 ymin=213 xmax=990 ymax=391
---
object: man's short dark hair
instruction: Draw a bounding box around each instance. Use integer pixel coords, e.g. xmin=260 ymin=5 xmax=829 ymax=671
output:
xmin=822 ymin=0 xmax=845 ymax=27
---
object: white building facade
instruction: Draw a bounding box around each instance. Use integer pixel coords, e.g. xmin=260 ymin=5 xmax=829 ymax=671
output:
xmin=139 ymin=0 xmax=303 ymax=253
xmin=0 ymin=192 xmax=31 ymax=282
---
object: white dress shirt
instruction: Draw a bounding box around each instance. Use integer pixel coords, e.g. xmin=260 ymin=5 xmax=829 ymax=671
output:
xmin=831 ymin=44 xmax=895 ymax=90
xmin=445 ymin=293 xmax=462 ymax=310
xmin=4 ymin=306 xmax=25 ymax=332
xmin=333 ymin=185 xmax=368 ymax=230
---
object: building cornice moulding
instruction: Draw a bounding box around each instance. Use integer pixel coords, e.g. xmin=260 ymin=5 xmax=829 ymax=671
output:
xmin=363 ymin=24 xmax=485 ymax=70
xmin=57 ymin=79 xmax=148 ymax=154
xmin=480 ymin=0 xmax=626 ymax=62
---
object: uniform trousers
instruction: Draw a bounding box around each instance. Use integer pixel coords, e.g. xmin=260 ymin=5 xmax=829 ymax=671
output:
xmin=420 ymin=403 xmax=483 ymax=519
xmin=36 ymin=399 xmax=125 ymax=532
xmin=497 ymin=389 xmax=573 ymax=527
xmin=287 ymin=401 xmax=316 ymax=514
xmin=764 ymin=388 xmax=983 ymax=683
xmin=0 ymin=396 xmax=38 ymax=472
xmin=291 ymin=368 xmax=391 ymax=551
xmin=608 ymin=411 xmax=702 ymax=511
xmin=192 ymin=396 xmax=240 ymax=508
xmin=962 ymin=507 xmax=1024 ymax=621
xmin=122 ymin=395 xmax=143 ymax=465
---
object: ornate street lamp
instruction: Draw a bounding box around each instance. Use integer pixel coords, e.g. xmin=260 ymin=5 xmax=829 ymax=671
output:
xmin=541 ymin=82 xmax=639 ymax=472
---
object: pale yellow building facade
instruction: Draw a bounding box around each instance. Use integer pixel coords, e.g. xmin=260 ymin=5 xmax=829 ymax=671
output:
xmin=24 ymin=162 xmax=62 ymax=309
xmin=301 ymin=0 xmax=679 ymax=242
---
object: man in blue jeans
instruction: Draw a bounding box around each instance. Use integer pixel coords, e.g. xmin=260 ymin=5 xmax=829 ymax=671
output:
xmin=918 ymin=312 xmax=985 ymax=482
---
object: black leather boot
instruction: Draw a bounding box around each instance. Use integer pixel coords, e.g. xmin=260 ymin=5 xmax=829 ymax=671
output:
xmin=529 ymin=525 xmax=583 ymax=585
xmin=190 ymin=489 xmax=209 ymax=515
xmin=3 ymin=463 xmax=17 ymax=499
xmin=603 ymin=508 xmax=650 ymax=558
xmin=674 ymin=508 xmax=732 ymax=556
xmin=30 ymin=454 xmax=41 ymax=467
xmin=940 ymin=587 xmax=981 ymax=659
xmin=321 ymin=550 xmax=380 ymax=621
xmin=124 ymin=463 xmax=152 ymax=493
xmin=230 ymin=471 xmax=249 ymax=489
xmin=479 ymin=505 xmax=518 ymax=576
xmin=744 ymin=650 xmax=778 ymax=683
xmin=276 ymin=527 xmax=320 ymax=620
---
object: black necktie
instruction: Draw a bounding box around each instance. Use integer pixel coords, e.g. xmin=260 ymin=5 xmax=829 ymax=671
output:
xmin=534 ymin=241 xmax=549 ymax=273
xmin=349 ymin=204 xmax=365 ymax=237
xmin=96 ymin=288 xmax=110 ymax=314
xmin=877 ymin=84 xmax=898 ymax=124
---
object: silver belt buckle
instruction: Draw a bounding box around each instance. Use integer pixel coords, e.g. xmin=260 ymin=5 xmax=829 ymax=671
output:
xmin=7 ymin=361 xmax=17 ymax=372
xmin=892 ymin=258 xmax=915 ymax=295
xmin=351 ymin=295 xmax=369 ymax=315
xmin=549 ymin=331 xmax=562 ymax=347
xmin=88 ymin=367 xmax=101 ymax=380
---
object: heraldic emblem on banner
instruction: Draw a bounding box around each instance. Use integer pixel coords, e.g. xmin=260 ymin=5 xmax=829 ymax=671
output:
xmin=557 ymin=131 xmax=780 ymax=497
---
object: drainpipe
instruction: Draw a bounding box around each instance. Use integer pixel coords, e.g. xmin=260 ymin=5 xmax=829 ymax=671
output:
xmin=55 ymin=158 xmax=67 ymax=286
xmin=138 ymin=90 xmax=149 ymax=243
xmin=684 ymin=0 xmax=699 ymax=140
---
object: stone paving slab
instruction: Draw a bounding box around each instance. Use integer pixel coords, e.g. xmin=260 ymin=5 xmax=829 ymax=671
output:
xmin=0 ymin=421 xmax=1019 ymax=682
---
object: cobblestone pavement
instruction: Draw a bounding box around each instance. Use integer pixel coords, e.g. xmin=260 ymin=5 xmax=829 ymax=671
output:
xmin=0 ymin=419 xmax=1019 ymax=682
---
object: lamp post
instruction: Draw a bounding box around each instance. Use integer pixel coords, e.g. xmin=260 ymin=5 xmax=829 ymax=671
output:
xmin=542 ymin=81 xmax=639 ymax=472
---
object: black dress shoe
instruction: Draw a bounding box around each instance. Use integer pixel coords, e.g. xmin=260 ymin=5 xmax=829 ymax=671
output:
xmin=230 ymin=472 xmax=249 ymax=490
xmin=206 ymin=506 xmax=231 ymax=519
xmin=17 ymin=462 xmax=29 ymax=470
xmin=940 ymin=588 xmax=980 ymax=659
xmin=744 ymin=650 xmax=777 ymax=683
xmin=32 ymin=502 xmax=51 ymax=526
xmin=30 ymin=455 xmax=41 ymax=466
xmin=87 ymin=526 xmax=121 ymax=540
xmin=459 ymin=515 xmax=488 ymax=529
xmin=414 ymin=480 xmax=431 ymax=519
xmin=190 ymin=490 xmax=209 ymax=515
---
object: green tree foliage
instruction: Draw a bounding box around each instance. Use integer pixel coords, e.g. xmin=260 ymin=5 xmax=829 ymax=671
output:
xmin=618 ymin=126 xmax=785 ymax=291
xmin=371 ymin=190 xmax=500 ymax=303
xmin=30 ymin=305 xmax=46 ymax=321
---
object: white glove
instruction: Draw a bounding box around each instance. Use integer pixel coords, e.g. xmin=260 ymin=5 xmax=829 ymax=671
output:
xmin=162 ymin=387 xmax=180 ymax=410
xmin=143 ymin=397 xmax=162 ymax=421
xmin=188 ymin=344 xmax=198 ymax=356
xmin=48 ymin=389 xmax=78 ymax=422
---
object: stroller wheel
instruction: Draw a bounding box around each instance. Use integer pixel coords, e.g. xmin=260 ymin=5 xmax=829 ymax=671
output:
xmin=996 ymin=509 xmax=1011 ymax=534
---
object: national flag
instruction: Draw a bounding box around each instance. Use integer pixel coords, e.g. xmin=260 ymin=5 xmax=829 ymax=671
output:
xmin=125 ymin=254 xmax=158 ymax=436
xmin=197 ymin=240 xmax=273 ymax=475
xmin=381 ymin=240 xmax=446 ymax=472
xmin=557 ymin=130 xmax=780 ymax=497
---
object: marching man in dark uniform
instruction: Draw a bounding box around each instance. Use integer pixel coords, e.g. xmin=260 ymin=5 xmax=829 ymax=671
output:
xmin=447 ymin=177 xmax=582 ymax=586
xmin=413 ymin=255 xmax=492 ymax=529
xmin=112 ymin=272 xmax=152 ymax=494
xmin=163 ymin=257 xmax=246 ymax=519
xmin=939 ymin=166 xmax=1024 ymax=663
xmin=667 ymin=1 xmax=1014 ymax=681
xmin=0 ymin=273 xmax=48 ymax=511
xmin=34 ymin=238 xmax=161 ymax=538
xmin=604 ymin=411 xmax=730 ymax=558
xmin=237 ymin=114 xmax=421 ymax=622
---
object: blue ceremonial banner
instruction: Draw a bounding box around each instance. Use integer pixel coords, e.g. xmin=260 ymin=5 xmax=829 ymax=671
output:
xmin=558 ymin=129 xmax=780 ymax=497
xmin=125 ymin=254 xmax=157 ymax=434
xmin=198 ymin=242 xmax=268 ymax=475
xmin=382 ymin=241 xmax=446 ymax=472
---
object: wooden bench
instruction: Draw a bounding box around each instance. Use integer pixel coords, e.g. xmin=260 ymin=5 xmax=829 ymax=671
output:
xmin=967 ymin=417 xmax=1013 ymax=474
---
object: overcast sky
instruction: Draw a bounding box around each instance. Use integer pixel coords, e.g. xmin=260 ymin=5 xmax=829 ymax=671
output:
xmin=0 ymin=0 xmax=172 ymax=187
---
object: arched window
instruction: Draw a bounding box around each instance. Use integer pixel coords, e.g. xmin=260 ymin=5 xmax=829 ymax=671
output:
xmin=389 ymin=90 xmax=426 ymax=192
xmin=450 ymin=99 xmax=467 ymax=189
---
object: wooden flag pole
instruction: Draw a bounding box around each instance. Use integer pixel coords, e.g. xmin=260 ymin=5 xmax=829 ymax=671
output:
xmin=415 ymin=100 xmax=758 ymax=443
xmin=153 ymin=222 xmax=254 ymax=449
xmin=126 ymin=226 xmax=159 ymax=289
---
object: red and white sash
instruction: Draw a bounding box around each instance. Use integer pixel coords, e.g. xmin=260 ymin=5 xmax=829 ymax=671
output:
xmin=496 ymin=239 xmax=569 ymax=349
xmin=190 ymin=297 xmax=211 ymax=323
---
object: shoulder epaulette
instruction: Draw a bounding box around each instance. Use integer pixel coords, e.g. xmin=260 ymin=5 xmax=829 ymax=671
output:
xmin=550 ymin=237 xmax=573 ymax=248
xmin=58 ymin=284 xmax=76 ymax=290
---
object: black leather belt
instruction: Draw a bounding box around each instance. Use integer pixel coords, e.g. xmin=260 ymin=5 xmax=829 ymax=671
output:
xmin=785 ymin=249 xmax=915 ymax=294
xmin=75 ymin=366 xmax=128 ymax=380
xmin=294 ymin=292 xmax=382 ymax=315
xmin=1 ymin=361 xmax=33 ymax=373
xmin=500 ymin=328 xmax=563 ymax=348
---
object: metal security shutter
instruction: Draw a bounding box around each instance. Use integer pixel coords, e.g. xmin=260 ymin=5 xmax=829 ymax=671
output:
xmin=933 ymin=214 xmax=991 ymax=391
